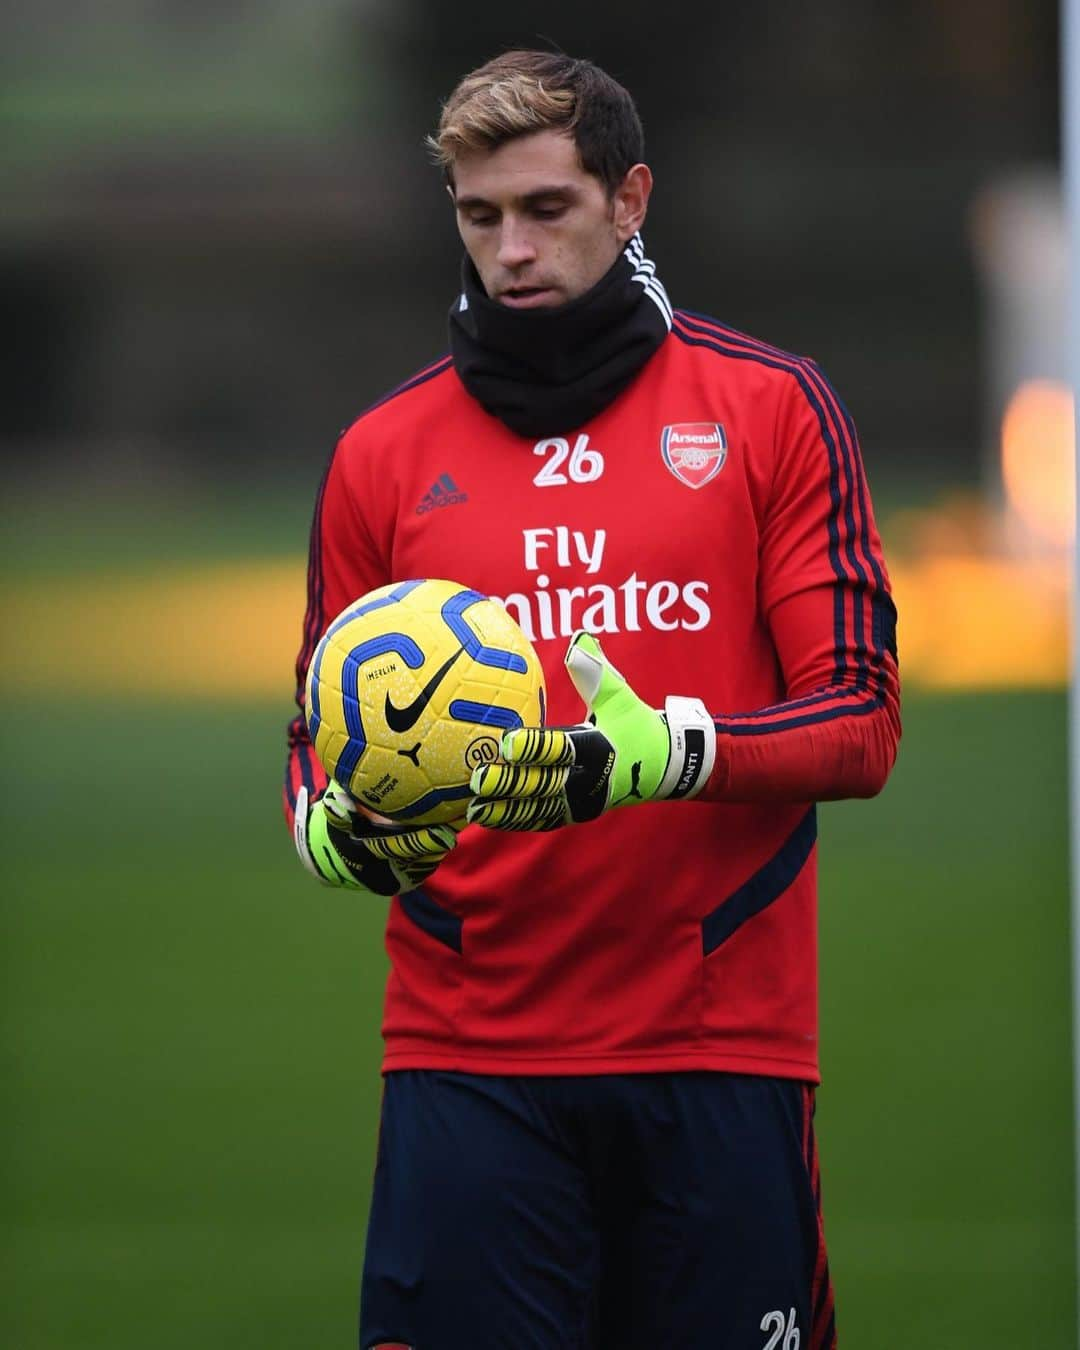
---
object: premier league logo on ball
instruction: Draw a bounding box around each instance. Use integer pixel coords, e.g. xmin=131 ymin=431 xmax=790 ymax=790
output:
xmin=660 ymin=423 xmax=728 ymax=489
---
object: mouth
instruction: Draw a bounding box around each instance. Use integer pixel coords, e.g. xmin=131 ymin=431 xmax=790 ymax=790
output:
xmin=498 ymin=285 xmax=559 ymax=309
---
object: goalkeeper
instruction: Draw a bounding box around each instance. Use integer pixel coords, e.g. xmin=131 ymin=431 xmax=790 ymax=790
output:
xmin=285 ymin=48 xmax=899 ymax=1350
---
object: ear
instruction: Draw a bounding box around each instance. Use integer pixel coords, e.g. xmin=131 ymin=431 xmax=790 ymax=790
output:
xmin=612 ymin=163 xmax=653 ymax=243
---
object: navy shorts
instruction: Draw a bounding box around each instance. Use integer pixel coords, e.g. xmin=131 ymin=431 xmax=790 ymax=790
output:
xmin=360 ymin=1071 xmax=835 ymax=1350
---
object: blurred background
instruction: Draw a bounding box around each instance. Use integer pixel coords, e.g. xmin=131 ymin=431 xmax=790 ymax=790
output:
xmin=1 ymin=2 xmax=1074 ymax=1347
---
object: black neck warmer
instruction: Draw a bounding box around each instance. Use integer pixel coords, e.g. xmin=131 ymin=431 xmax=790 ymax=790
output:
xmin=448 ymin=232 xmax=672 ymax=438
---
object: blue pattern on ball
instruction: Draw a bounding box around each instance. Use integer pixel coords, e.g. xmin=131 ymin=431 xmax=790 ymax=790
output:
xmin=334 ymin=634 xmax=427 ymax=785
xmin=308 ymin=580 xmax=426 ymax=755
xmin=448 ymin=699 xmax=525 ymax=730
xmin=441 ymin=589 xmax=529 ymax=673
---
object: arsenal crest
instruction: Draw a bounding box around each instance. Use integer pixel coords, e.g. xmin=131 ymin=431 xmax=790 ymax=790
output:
xmin=661 ymin=423 xmax=728 ymax=489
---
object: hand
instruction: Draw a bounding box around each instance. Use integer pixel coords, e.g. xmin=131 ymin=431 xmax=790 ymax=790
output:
xmin=294 ymin=780 xmax=459 ymax=894
xmin=466 ymin=631 xmax=715 ymax=831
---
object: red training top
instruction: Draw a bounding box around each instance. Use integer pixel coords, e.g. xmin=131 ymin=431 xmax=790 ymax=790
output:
xmin=284 ymin=310 xmax=901 ymax=1083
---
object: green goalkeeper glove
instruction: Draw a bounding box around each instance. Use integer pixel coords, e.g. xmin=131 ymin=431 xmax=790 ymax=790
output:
xmin=293 ymin=781 xmax=459 ymax=895
xmin=466 ymin=631 xmax=715 ymax=831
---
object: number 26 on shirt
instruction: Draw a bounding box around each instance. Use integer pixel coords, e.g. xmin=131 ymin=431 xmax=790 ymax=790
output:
xmin=532 ymin=434 xmax=604 ymax=487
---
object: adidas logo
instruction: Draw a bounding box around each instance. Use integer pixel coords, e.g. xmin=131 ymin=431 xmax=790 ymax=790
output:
xmin=415 ymin=473 xmax=468 ymax=515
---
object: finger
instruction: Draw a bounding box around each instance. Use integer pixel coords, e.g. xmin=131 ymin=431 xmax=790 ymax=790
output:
xmin=321 ymin=779 xmax=363 ymax=831
xmin=469 ymin=761 xmax=570 ymax=799
xmin=351 ymin=810 xmax=460 ymax=845
xmin=499 ymin=727 xmax=577 ymax=768
xmin=466 ymin=795 xmax=568 ymax=831
xmin=565 ymin=631 xmax=644 ymax=722
xmin=564 ymin=630 xmax=608 ymax=708
xmin=398 ymin=859 xmax=441 ymax=888
xmin=363 ymin=823 xmax=458 ymax=864
xmin=294 ymin=785 xmax=322 ymax=880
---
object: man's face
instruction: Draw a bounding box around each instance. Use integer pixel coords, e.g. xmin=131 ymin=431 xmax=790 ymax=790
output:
xmin=451 ymin=130 xmax=647 ymax=310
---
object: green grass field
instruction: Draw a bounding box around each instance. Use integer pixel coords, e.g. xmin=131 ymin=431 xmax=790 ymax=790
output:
xmin=2 ymin=687 xmax=1073 ymax=1348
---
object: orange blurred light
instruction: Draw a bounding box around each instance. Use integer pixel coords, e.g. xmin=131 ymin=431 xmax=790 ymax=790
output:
xmin=1000 ymin=379 xmax=1076 ymax=548
xmin=0 ymin=547 xmax=1071 ymax=697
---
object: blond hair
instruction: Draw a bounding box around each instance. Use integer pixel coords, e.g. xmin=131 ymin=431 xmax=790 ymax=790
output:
xmin=428 ymin=51 xmax=645 ymax=195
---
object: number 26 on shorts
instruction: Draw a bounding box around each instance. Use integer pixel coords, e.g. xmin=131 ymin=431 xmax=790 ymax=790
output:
xmin=761 ymin=1306 xmax=800 ymax=1350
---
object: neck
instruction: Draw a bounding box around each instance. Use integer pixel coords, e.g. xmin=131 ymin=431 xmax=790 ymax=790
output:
xmin=448 ymin=233 xmax=673 ymax=438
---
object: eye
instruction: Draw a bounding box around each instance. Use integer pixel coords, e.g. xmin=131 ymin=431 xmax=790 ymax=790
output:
xmin=532 ymin=204 xmax=566 ymax=221
xmin=466 ymin=212 xmax=498 ymax=228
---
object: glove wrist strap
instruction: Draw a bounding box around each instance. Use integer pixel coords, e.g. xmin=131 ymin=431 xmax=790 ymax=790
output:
xmin=297 ymin=788 xmax=351 ymax=887
xmin=657 ymin=697 xmax=716 ymax=800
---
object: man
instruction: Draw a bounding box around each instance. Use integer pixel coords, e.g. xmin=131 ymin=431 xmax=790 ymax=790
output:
xmin=285 ymin=50 xmax=899 ymax=1350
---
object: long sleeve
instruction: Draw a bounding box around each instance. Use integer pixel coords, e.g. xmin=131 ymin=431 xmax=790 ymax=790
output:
xmin=283 ymin=434 xmax=389 ymax=831
xmin=701 ymin=362 xmax=900 ymax=803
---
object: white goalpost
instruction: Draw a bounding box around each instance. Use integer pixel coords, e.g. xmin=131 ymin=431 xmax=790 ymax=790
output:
xmin=1067 ymin=0 xmax=1080 ymax=1326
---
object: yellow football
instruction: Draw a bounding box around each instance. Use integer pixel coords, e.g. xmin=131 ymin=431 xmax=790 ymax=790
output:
xmin=305 ymin=579 xmax=545 ymax=824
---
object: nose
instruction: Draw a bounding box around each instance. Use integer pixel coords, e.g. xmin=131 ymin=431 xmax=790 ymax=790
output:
xmin=496 ymin=217 xmax=537 ymax=270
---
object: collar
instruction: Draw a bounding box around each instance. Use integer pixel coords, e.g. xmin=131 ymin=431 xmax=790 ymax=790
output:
xmin=448 ymin=233 xmax=672 ymax=438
